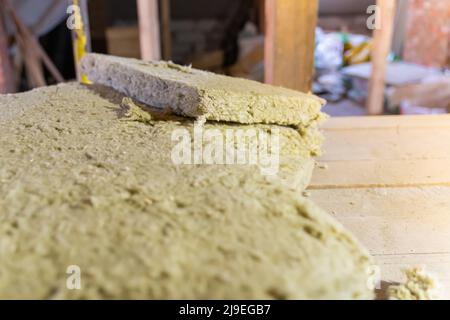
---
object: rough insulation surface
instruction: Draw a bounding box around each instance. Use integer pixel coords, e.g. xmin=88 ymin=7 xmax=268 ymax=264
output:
xmin=80 ymin=53 xmax=326 ymax=127
xmin=0 ymin=84 xmax=373 ymax=299
xmin=387 ymin=268 xmax=442 ymax=300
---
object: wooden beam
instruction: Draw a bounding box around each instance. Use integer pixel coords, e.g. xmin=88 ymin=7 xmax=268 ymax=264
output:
xmin=0 ymin=6 xmax=15 ymax=93
xmin=366 ymin=0 xmax=397 ymax=115
xmin=264 ymin=0 xmax=318 ymax=93
xmin=160 ymin=0 xmax=171 ymax=60
xmin=4 ymin=0 xmax=64 ymax=86
xmin=4 ymin=0 xmax=46 ymax=88
xmin=137 ymin=0 xmax=161 ymax=61
xmin=256 ymin=0 xmax=265 ymax=34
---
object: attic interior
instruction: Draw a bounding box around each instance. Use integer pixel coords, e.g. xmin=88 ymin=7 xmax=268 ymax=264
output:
xmin=2 ymin=0 xmax=448 ymax=114
xmin=0 ymin=0 xmax=449 ymax=302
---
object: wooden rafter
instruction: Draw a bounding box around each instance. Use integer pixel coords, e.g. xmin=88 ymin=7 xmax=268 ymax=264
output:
xmin=366 ymin=0 xmax=397 ymax=115
xmin=264 ymin=0 xmax=318 ymax=93
xmin=137 ymin=0 xmax=161 ymax=61
xmin=0 ymin=5 xmax=15 ymax=93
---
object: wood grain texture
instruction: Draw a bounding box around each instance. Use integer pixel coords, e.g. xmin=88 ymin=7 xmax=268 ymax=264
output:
xmin=4 ymin=0 xmax=63 ymax=85
xmin=310 ymin=159 xmax=450 ymax=188
xmin=160 ymin=0 xmax=172 ymax=60
xmin=137 ymin=0 xmax=161 ymax=61
xmin=264 ymin=0 xmax=318 ymax=92
xmin=0 ymin=5 xmax=15 ymax=93
xmin=320 ymin=128 xmax=450 ymax=161
xmin=310 ymin=187 xmax=450 ymax=255
xmin=310 ymin=114 xmax=450 ymax=298
xmin=311 ymin=123 xmax=450 ymax=188
xmin=321 ymin=114 xmax=450 ymax=130
xmin=366 ymin=0 xmax=397 ymax=115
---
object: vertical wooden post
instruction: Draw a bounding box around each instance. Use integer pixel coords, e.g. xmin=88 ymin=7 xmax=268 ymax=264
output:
xmin=160 ymin=0 xmax=171 ymax=60
xmin=137 ymin=0 xmax=161 ymax=61
xmin=4 ymin=0 xmax=63 ymax=86
xmin=264 ymin=0 xmax=318 ymax=93
xmin=0 ymin=6 xmax=15 ymax=93
xmin=366 ymin=0 xmax=397 ymax=115
xmin=256 ymin=0 xmax=265 ymax=34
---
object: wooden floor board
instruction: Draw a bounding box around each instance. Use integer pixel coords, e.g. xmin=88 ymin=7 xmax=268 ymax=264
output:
xmin=310 ymin=187 xmax=450 ymax=255
xmin=310 ymin=159 xmax=450 ymax=188
xmin=320 ymin=128 xmax=450 ymax=162
xmin=321 ymin=114 xmax=450 ymax=130
xmin=311 ymin=115 xmax=450 ymax=298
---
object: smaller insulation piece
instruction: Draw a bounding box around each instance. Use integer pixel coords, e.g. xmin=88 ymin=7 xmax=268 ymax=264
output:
xmin=387 ymin=268 xmax=442 ymax=300
xmin=80 ymin=53 xmax=326 ymax=127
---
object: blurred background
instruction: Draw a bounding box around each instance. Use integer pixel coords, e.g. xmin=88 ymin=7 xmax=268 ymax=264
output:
xmin=0 ymin=0 xmax=449 ymax=116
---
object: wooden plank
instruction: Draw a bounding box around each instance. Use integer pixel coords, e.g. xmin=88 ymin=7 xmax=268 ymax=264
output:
xmin=311 ymin=115 xmax=450 ymax=298
xmin=4 ymin=0 xmax=45 ymax=88
xmin=339 ymin=216 xmax=450 ymax=255
xmin=310 ymin=159 xmax=450 ymax=188
xmin=313 ymin=118 xmax=450 ymax=188
xmin=0 ymin=5 xmax=15 ymax=93
xmin=321 ymin=114 xmax=450 ymax=131
xmin=366 ymin=0 xmax=396 ymax=115
xmin=310 ymin=187 xmax=450 ymax=254
xmin=310 ymin=186 xmax=450 ymax=219
xmin=319 ymin=128 xmax=450 ymax=162
xmin=160 ymin=0 xmax=172 ymax=60
xmin=256 ymin=0 xmax=265 ymax=34
xmin=5 ymin=0 xmax=63 ymax=84
xmin=10 ymin=21 xmax=46 ymax=88
xmin=310 ymin=187 xmax=450 ymax=297
xmin=137 ymin=0 xmax=161 ymax=61
xmin=264 ymin=0 xmax=318 ymax=92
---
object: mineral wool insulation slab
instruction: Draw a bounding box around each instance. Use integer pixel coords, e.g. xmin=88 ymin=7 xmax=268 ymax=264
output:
xmin=80 ymin=53 xmax=326 ymax=127
xmin=0 ymin=83 xmax=373 ymax=299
